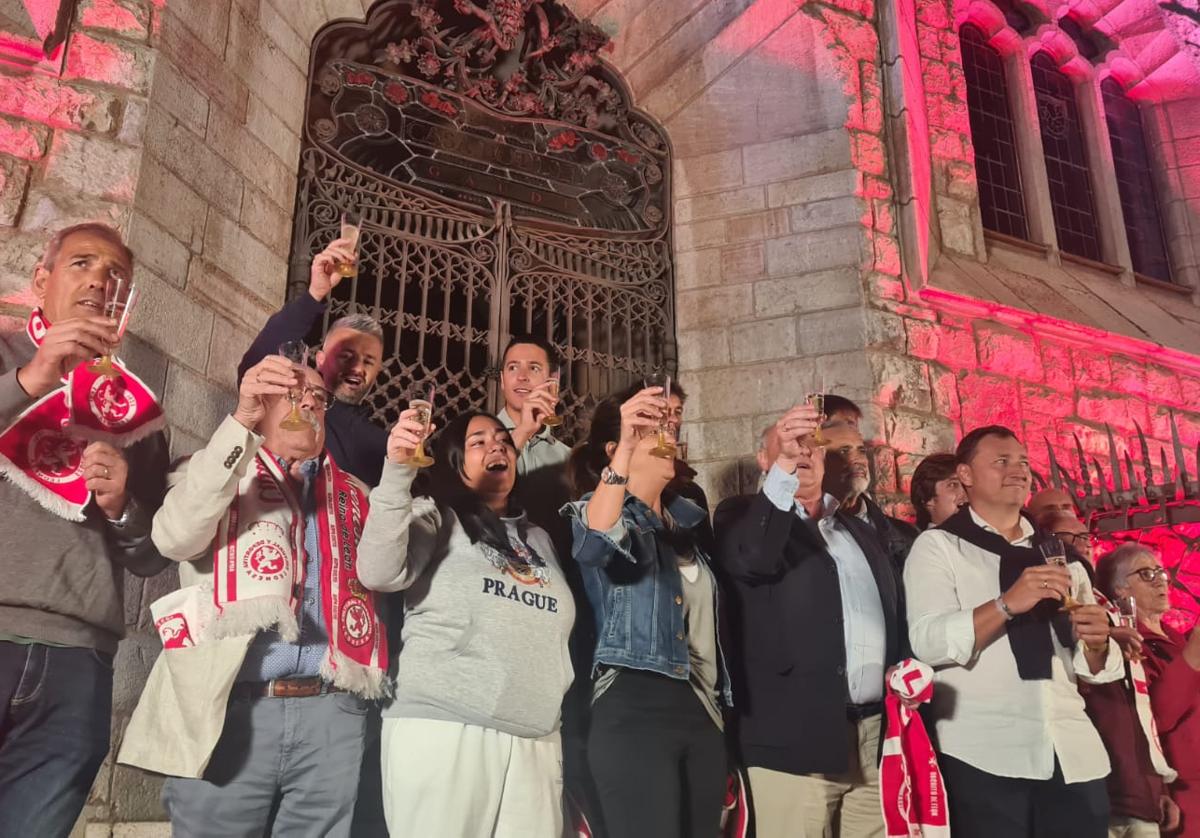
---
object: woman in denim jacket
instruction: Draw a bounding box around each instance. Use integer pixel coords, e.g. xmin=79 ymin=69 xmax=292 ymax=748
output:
xmin=561 ymin=383 xmax=732 ymax=838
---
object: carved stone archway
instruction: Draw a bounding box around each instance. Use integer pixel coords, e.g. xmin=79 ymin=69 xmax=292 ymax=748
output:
xmin=290 ymin=0 xmax=676 ymax=440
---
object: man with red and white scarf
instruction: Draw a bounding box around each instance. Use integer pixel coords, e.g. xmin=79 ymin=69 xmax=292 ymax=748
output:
xmin=118 ymin=354 xmax=387 ymax=837
xmin=0 ymin=222 xmax=169 ymax=838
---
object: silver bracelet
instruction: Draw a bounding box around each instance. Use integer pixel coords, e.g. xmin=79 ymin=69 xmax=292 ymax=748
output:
xmin=106 ymin=497 xmax=138 ymax=529
xmin=994 ymin=595 xmax=1015 ymax=621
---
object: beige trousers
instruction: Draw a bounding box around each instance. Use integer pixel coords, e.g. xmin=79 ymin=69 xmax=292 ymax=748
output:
xmin=380 ymin=717 xmax=564 ymax=838
xmin=1109 ymin=816 xmax=1161 ymax=838
xmin=749 ymin=715 xmax=884 ymax=838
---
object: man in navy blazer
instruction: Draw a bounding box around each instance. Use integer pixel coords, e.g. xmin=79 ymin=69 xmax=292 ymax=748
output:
xmin=714 ymin=404 xmax=907 ymax=838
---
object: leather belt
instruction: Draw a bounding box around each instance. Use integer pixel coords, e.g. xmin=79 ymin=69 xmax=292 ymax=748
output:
xmin=233 ymin=677 xmax=343 ymax=699
xmin=846 ymin=701 xmax=883 ymax=721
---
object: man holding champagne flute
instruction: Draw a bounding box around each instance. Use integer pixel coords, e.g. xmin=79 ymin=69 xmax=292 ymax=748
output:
xmin=0 ymin=222 xmax=170 ymax=838
xmin=238 ymin=232 xmax=388 ymax=488
xmin=904 ymin=425 xmax=1122 ymax=837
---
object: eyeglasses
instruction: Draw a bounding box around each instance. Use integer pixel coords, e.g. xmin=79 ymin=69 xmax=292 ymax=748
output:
xmin=1126 ymin=567 xmax=1168 ymax=584
xmin=1053 ymin=531 xmax=1094 ymax=549
xmin=297 ymin=385 xmax=334 ymax=410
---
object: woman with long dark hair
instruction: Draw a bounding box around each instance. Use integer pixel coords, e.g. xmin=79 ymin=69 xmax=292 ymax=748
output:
xmin=356 ymin=408 xmax=575 ymax=837
xmin=563 ymin=383 xmax=731 ymax=838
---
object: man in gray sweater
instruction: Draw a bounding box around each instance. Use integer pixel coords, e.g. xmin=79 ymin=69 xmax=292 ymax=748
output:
xmin=0 ymin=223 xmax=169 ymax=838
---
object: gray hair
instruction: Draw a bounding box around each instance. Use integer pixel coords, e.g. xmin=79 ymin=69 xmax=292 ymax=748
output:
xmin=326 ymin=313 xmax=383 ymax=344
xmin=1095 ymin=542 xmax=1157 ymax=599
xmin=757 ymin=425 xmax=773 ymax=453
xmin=41 ymin=222 xmax=133 ymax=271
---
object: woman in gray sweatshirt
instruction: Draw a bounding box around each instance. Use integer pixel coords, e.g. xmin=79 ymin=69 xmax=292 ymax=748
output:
xmin=356 ymin=409 xmax=576 ymax=837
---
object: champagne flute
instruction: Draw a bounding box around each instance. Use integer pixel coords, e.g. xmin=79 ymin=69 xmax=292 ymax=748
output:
xmin=278 ymin=340 xmax=310 ymax=431
xmin=643 ymin=372 xmax=676 ymax=460
xmin=541 ymin=369 xmax=563 ymax=428
xmin=335 ymin=210 xmax=362 ymax=278
xmin=1115 ymin=595 xmax=1142 ymax=662
xmin=406 ymin=386 xmax=435 ymax=468
xmin=87 ymin=271 xmax=139 ymax=377
xmin=1039 ymin=537 xmax=1079 ymax=610
xmin=677 ymin=428 xmax=689 ymax=463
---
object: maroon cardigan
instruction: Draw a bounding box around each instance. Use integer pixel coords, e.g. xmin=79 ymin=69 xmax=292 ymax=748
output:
xmin=1078 ymin=677 xmax=1165 ymax=822
xmin=1141 ymin=624 xmax=1200 ymax=779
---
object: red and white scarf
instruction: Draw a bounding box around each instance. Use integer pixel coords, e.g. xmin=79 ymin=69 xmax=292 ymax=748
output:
xmin=152 ymin=450 xmax=387 ymax=698
xmin=880 ymin=659 xmax=950 ymax=838
xmin=0 ymin=308 xmax=164 ymax=521
xmin=1093 ymin=592 xmax=1177 ymax=784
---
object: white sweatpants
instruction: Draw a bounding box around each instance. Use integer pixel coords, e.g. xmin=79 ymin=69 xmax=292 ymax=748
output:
xmin=381 ymin=717 xmax=564 ymax=838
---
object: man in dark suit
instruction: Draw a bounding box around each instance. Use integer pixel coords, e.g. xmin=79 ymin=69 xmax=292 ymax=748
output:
xmin=714 ymin=404 xmax=907 ymax=838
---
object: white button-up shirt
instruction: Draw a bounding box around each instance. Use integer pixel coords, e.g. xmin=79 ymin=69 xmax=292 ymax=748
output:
xmin=763 ymin=465 xmax=888 ymax=704
xmin=904 ymin=507 xmax=1123 ymax=782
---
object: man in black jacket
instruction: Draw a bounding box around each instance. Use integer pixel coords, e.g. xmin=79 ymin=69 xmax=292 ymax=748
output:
xmin=237 ymin=237 xmax=387 ymax=487
xmin=714 ymin=404 xmax=906 ymax=838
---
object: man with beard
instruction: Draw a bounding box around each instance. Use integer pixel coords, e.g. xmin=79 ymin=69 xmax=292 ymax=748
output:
xmin=821 ymin=422 xmax=918 ymax=569
xmin=714 ymin=405 xmax=907 ymax=837
xmin=238 ymin=237 xmax=386 ymax=488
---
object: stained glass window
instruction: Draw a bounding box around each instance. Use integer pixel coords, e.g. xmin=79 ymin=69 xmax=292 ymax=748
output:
xmin=1030 ymin=52 xmax=1102 ymax=261
xmin=1102 ymin=78 xmax=1173 ymax=282
xmin=961 ymin=25 xmax=1029 ymax=240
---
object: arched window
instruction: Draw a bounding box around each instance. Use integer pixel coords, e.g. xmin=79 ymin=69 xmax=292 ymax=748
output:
xmin=1102 ymin=78 xmax=1172 ymax=282
xmin=960 ymin=24 xmax=1029 ymax=240
xmin=290 ymin=1 xmax=676 ymax=439
xmin=1030 ymin=52 xmax=1101 ymax=261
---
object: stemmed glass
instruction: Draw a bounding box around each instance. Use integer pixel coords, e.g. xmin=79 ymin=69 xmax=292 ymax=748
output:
xmin=541 ymin=370 xmax=563 ymax=428
xmin=677 ymin=429 xmax=689 ymax=463
xmin=1039 ymin=537 xmax=1079 ymax=610
xmin=406 ymin=386 xmax=435 ymax=468
xmin=1115 ymin=595 xmax=1142 ymax=662
xmin=643 ymin=372 xmax=677 ymax=459
xmin=807 ymin=373 xmax=827 ymax=446
xmin=335 ymin=210 xmax=362 ymax=278
xmin=277 ymin=341 xmax=310 ymax=431
xmin=87 ymin=271 xmax=139 ymax=377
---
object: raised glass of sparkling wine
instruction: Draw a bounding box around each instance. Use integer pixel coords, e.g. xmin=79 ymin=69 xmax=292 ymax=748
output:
xmin=406 ymin=387 xmax=435 ymax=468
xmin=336 ymin=210 xmax=362 ymax=278
xmin=677 ymin=429 xmax=689 ymax=463
xmin=643 ymin=372 xmax=676 ymax=459
xmin=1115 ymin=595 xmax=1142 ymax=661
xmin=87 ymin=270 xmax=139 ymax=377
xmin=1039 ymin=537 xmax=1079 ymax=610
xmin=807 ymin=390 xmax=827 ymax=447
xmin=277 ymin=340 xmax=310 ymax=431
xmin=541 ymin=370 xmax=563 ymax=428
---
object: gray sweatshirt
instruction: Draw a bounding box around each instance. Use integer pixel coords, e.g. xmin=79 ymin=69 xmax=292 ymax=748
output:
xmin=357 ymin=460 xmax=576 ymax=738
xmin=0 ymin=316 xmax=169 ymax=653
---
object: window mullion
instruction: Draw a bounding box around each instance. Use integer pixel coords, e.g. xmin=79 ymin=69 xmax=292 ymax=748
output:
xmin=1078 ymin=75 xmax=1133 ymax=274
xmin=1007 ymin=48 xmax=1059 ymax=251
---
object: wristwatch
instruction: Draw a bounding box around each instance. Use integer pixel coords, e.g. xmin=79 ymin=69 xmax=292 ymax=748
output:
xmin=105 ymin=497 xmax=138 ymax=530
xmin=600 ymin=466 xmax=628 ymax=486
xmin=994 ymin=595 xmax=1015 ymax=621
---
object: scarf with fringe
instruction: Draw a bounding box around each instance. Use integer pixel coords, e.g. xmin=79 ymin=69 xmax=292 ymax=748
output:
xmin=0 ymin=308 xmax=164 ymax=520
xmin=198 ymin=449 xmax=387 ymax=698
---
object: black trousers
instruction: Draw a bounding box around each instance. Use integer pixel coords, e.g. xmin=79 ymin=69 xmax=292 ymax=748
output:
xmin=940 ymin=753 xmax=1109 ymax=838
xmin=588 ymin=669 xmax=727 ymax=838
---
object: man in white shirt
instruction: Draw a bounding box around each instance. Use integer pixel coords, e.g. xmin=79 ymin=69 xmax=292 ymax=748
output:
xmin=904 ymin=425 xmax=1123 ymax=838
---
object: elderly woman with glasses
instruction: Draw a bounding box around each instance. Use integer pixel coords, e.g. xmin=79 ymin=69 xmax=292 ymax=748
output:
xmin=1096 ymin=544 xmax=1200 ymax=836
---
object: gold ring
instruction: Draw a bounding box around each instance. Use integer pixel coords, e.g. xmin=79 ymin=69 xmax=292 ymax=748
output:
xmin=103 ymin=466 xmax=110 ymax=479
xmin=1041 ymin=581 xmax=1048 ymax=589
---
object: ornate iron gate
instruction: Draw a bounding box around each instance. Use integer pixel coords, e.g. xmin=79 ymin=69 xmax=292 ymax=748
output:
xmin=289 ymin=0 xmax=675 ymax=441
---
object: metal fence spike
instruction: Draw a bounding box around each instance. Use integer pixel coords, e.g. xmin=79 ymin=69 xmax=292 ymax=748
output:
xmin=1106 ymin=424 xmax=1125 ymax=494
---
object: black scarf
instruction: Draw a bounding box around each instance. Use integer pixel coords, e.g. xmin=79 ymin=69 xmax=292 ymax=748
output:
xmin=938 ymin=506 xmax=1073 ymax=680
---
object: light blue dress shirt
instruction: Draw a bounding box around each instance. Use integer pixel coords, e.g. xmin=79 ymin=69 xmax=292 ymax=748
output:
xmin=237 ymin=457 xmax=329 ymax=682
xmin=762 ymin=464 xmax=888 ymax=703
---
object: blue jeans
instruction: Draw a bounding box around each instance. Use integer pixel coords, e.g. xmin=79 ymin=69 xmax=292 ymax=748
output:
xmin=0 ymin=641 xmax=114 ymax=838
xmin=163 ymin=690 xmax=370 ymax=838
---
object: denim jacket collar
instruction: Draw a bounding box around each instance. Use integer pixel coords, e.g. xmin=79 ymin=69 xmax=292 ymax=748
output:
xmin=620 ymin=490 xmax=706 ymax=533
